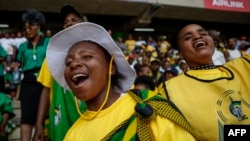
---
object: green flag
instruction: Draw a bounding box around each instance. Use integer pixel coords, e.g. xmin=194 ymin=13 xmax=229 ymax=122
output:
xmin=49 ymin=80 xmax=86 ymax=141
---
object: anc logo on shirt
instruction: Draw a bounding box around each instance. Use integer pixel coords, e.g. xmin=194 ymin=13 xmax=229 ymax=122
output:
xmin=54 ymin=104 xmax=62 ymax=126
xmin=229 ymin=96 xmax=247 ymax=121
xmin=216 ymin=89 xmax=249 ymax=124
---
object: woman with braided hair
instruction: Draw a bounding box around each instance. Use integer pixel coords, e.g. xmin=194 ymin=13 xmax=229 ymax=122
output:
xmin=11 ymin=8 xmax=49 ymax=141
xmin=46 ymin=22 xmax=199 ymax=141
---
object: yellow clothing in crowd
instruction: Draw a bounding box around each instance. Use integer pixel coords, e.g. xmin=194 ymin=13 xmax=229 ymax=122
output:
xmin=125 ymin=39 xmax=136 ymax=53
xmin=159 ymin=54 xmax=250 ymax=141
xmin=64 ymin=93 xmax=196 ymax=141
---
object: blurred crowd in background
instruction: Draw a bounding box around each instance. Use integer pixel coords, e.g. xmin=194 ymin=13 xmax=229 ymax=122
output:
xmin=1 ymin=27 xmax=250 ymax=93
xmin=0 ymin=8 xmax=250 ymax=140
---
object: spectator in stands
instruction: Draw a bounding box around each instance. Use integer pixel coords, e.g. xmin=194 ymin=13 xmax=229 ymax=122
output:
xmin=238 ymin=36 xmax=250 ymax=56
xmin=127 ymin=53 xmax=137 ymax=68
xmin=0 ymin=45 xmax=6 ymax=93
xmin=163 ymin=67 xmax=178 ymax=81
xmin=157 ymin=35 xmax=171 ymax=54
xmin=134 ymin=75 xmax=155 ymax=91
xmin=224 ymin=37 xmax=241 ymax=62
xmin=14 ymin=31 xmax=27 ymax=50
xmin=116 ymin=36 xmax=127 ymax=55
xmin=0 ymin=92 xmax=15 ymax=141
xmin=10 ymin=8 xmax=49 ymax=141
xmin=132 ymin=63 xmax=155 ymax=90
xmin=46 ymin=22 xmax=198 ymax=141
xmin=125 ymin=33 xmax=136 ymax=53
xmin=208 ymin=29 xmax=226 ymax=65
xmin=157 ymin=51 xmax=167 ymax=66
xmin=133 ymin=64 xmax=151 ymax=77
xmin=33 ymin=4 xmax=87 ymax=141
xmin=45 ymin=29 xmax=52 ymax=38
xmin=0 ymin=32 xmax=16 ymax=71
xmin=149 ymin=59 xmax=163 ymax=86
xmin=160 ymin=60 xmax=172 ymax=73
xmin=159 ymin=23 xmax=250 ymax=141
xmin=147 ymin=36 xmax=158 ymax=53
xmin=157 ymin=66 xmax=179 ymax=99
xmin=144 ymin=41 xmax=158 ymax=59
xmin=178 ymin=59 xmax=189 ymax=73
xmin=141 ymin=55 xmax=150 ymax=66
xmin=135 ymin=35 xmax=146 ymax=51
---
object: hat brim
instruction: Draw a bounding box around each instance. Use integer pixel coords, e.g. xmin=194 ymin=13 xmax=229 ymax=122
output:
xmin=46 ymin=22 xmax=136 ymax=92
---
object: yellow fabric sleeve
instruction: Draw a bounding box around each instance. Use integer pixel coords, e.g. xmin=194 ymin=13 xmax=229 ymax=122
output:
xmin=37 ymin=58 xmax=52 ymax=88
xmin=64 ymin=94 xmax=196 ymax=141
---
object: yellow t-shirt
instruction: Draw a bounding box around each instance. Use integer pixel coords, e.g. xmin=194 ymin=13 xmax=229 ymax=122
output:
xmin=145 ymin=45 xmax=158 ymax=58
xmin=125 ymin=40 xmax=136 ymax=53
xmin=159 ymin=54 xmax=250 ymax=141
xmin=64 ymin=93 xmax=196 ymax=141
xmin=37 ymin=58 xmax=52 ymax=88
xmin=159 ymin=40 xmax=171 ymax=54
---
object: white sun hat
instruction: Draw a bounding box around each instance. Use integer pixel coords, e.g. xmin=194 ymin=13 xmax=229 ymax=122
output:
xmin=46 ymin=22 xmax=136 ymax=92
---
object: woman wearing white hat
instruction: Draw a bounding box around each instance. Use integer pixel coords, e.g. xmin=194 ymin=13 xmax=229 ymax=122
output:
xmin=46 ymin=22 xmax=199 ymax=141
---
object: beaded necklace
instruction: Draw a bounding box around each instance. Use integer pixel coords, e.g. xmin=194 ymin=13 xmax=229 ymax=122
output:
xmin=189 ymin=63 xmax=216 ymax=70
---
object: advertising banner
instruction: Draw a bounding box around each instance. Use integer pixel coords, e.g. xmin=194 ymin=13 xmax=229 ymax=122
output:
xmin=204 ymin=0 xmax=250 ymax=12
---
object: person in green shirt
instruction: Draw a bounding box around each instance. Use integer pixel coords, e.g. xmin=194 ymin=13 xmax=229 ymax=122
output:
xmin=11 ymin=8 xmax=49 ymax=141
xmin=0 ymin=45 xmax=7 ymax=93
xmin=0 ymin=92 xmax=15 ymax=141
